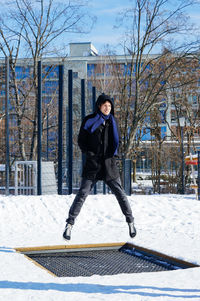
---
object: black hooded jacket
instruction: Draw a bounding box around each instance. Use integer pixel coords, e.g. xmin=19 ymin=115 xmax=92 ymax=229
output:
xmin=78 ymin=94 xmax=120 ymax=181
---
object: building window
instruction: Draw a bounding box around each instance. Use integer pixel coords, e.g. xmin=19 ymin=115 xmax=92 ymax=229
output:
xmin=73 ymin=72 xmax=78 ymax=79
xmin=87 ymin=64 xmax=96 ymax=77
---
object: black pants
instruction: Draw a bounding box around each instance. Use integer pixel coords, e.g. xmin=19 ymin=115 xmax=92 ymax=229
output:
xmin=66 ymin=177 xmax=134 ymax=225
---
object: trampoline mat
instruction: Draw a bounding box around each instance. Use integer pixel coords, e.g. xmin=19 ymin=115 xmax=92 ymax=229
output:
xmin=26 ymin=245 xmax=187 ymax=277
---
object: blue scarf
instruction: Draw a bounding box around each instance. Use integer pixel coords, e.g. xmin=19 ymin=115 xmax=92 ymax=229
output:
xmin=83 ymin=112 xmax=119 ymax=155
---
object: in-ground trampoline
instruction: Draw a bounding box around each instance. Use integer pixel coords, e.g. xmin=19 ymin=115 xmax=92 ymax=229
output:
xmin=15 ymin=242 xmax=198 ymax=277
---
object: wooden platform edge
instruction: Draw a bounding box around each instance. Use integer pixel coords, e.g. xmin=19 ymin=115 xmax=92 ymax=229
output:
xmin=15 ymin=241 xmax=200 ymax=269
xmin=23 ymin=254 xmax=57 ymax=277
xmin=15 ymin=242 xmax=126 ymax=253
xmin=125 ymin=242 xmax=199 ymax=268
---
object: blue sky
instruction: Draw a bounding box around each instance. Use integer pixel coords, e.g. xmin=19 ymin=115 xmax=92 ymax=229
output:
xmin=2 ymin=0 xmax=200 ymax=56
xmin=68 ymin=0 xmax=133 ymax=54
xmin=68 ymin=0 xmax=200 ymax=55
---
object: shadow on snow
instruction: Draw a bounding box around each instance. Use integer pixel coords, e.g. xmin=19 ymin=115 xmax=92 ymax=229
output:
xmin=0 ymin=281 xmax=200 ymax=298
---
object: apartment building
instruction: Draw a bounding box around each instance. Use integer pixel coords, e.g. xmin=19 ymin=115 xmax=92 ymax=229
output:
xmin=0 ymin=42 xmax=199 ymax=174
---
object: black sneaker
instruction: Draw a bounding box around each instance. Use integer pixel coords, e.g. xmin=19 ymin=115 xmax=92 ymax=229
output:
xmin=63 ymin=223 xmax=73 ymax=240
xmin=128 ymin=222 xmax=136 ymax=238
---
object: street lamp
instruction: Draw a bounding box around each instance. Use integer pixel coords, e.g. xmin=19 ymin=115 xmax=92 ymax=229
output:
xmin=142 ymin=156 xmax=146 ymax=174
xmin=179 ymin=117 xmax=185 ymax=194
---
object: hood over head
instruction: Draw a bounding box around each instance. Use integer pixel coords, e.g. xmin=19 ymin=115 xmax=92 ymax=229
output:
xmin=95 ymin=94 xmax=114 ymax=115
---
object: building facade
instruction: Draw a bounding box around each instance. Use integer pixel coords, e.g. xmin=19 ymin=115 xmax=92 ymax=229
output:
xmin=0 ymin=42 xmax=200 ymax=191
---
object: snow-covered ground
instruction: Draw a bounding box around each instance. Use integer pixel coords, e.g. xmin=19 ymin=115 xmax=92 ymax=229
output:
xmin=0 ymin=193 xmax=200 ymax=300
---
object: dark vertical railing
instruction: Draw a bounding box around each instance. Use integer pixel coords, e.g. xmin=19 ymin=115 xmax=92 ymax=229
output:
xmin=180 ymin=126 xmax=185 ymax=194
xmin=92 ymin=86 xmax=96 ymax=112
xmin=81 ymin=79 xmax=86 ymax=170
xmin=103 ymin=182 xmax=106 ymax=194
xmin=46 ymin=108 xmax=49 ymax=161
xmin=92 ymin=86 xmax=97 ymax=194
xmin=5 ymin=56 xmax=10 ymax=196
xmin=81 ymin=79 xmax=85 ymax=120
xmin=58 ymin=65 xmax=64 ymax=194
xmin=68 ymin=70 xmax=73 ymax=194
xmin=198 ymin=151 xmax=200 ymax=201
xmin=123 ymin=159 xmax=132 ymax=196
xmin=37 ymin=61 xmax=42 ymax=195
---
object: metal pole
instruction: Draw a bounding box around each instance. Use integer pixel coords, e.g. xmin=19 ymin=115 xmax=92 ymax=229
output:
xmin=123 ymin=159 xmax=132 ymax=196
xmin=68 ymin=70 xmax=73 ymax=194
xmin=181 ymin=126 xmax=185 ymax=194
xmin=92 ymin=86 xmax=97 ymax=194
xmin=81 ymin=79 xmax=86 ymax=170
xmin=103 ymin=182 xmax=106 ymax=194
xmin=5 ymin=56 xmax=10 ymax=196
xmin=198 ymin=151 xmax=200 ymax=200
xmin=92 ymin=86 xmax=96 ymax=112
xmin=46 ymin=108 xmax=49 ymax=161
xmin=58 ymin=65 xmax=64 ymax=195
xmin=81 ymin=79 xmax=85 ymax=121
xmin=37 ymin=61 xmax=42 ymax=195
xmin=123 ymin=158 xmax=125 ymax=190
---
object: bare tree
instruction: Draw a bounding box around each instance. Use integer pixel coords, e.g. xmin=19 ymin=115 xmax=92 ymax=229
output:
xmin=164 ymin=56 xmax=200 ymax=192
xmin=111 ymin=0 xmax=200 ymax=158
xmin=0 ymin=0 xmax=95 ymax=161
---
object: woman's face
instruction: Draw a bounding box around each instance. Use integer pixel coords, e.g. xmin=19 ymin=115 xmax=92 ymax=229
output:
xmin=99 ymin=101 xmax=112 ymax=115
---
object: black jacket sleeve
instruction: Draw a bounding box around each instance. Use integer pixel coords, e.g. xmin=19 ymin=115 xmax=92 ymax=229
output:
xmin=78 ymin=119 xmax=88 ymax=153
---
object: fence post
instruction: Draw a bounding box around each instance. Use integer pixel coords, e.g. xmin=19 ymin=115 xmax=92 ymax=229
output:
xmin=81 ymin=79 xmax=85 ymax=120
xmin=123 ymin=159 xmax=132 ymax=196
xmin=58 ymin=65 xmax=64 ymax=194
xmin=68 ymin=70 xmax=73 ymax=194
xmin=198 ymin=151 xmax=200 ymax=201
xmin=92 ymin=86 xmax=96 ymax=112
xmin=92 ymin=86 xmax=97 ymax=194
xmin=180 ymin=126 xmax=185 ymax=194
xmin=37 ymin=61 xmax=42 ymax=195
xmin=46 ymin=108 xmax=49 ymax=161
xmin=5 ymin=56 xmax=10 ymax=196
xmin=81 ymin=79 xmax=86 ymax=171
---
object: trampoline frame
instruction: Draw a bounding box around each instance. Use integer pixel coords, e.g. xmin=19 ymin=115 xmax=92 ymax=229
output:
xmin=15 ymin=242 xmax=199 ymax=277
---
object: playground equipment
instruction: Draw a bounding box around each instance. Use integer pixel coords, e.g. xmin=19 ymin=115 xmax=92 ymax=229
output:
xmin=16 ymin=242 xmax=198 ymax=277
xmin=185 ymin=153 xmax=199 ymax=199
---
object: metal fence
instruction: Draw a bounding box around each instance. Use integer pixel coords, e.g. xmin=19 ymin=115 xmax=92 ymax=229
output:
xmin=1 ymin=59 xmax=133 ymax=196
xmin=15 ymin=161 xmax=37 ymax=195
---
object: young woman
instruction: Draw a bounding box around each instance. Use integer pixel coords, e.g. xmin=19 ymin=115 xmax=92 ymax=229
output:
xmin=63 ymin=94 xmax=136 ymax=240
